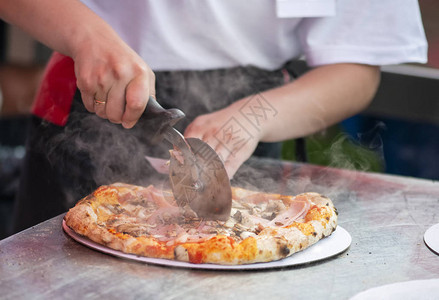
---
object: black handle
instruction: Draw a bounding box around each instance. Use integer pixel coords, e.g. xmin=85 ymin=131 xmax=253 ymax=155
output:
xmin=141 ymin=96 xmax=185 ymax=144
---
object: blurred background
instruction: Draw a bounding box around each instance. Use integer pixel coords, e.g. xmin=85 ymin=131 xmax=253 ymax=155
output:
xmin=1 ymin=1 xmax=438 ymax=239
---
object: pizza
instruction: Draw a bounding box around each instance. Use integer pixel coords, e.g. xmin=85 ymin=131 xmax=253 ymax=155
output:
xmin=64 ymin=183 xmax=338 ymax=265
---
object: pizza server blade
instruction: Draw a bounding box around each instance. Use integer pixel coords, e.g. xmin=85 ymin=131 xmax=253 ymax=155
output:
xmin=142 ymin=96 xmax=232 ymax=221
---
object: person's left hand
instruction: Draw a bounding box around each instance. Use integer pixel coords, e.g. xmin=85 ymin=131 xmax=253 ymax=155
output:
xmin=184 ymin=103 xmax=261 ymax=179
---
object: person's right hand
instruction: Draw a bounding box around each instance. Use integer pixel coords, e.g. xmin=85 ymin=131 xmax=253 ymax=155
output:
xmin=73 ymin=37 xmax=155 ymax=129
xmin=0 ymin=0 xmax=155 ymax=128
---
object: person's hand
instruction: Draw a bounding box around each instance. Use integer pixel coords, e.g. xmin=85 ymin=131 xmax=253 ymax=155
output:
xmin=0 ymin=0 xmax=155 ymax=128
xmin=184 ymin=103 xmax=262 ymax=179
xmin=73 ymin=37 xmax=155 ymax=129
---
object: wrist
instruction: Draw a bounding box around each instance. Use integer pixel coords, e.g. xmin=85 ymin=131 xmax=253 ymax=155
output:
xmin=225 ymin=95 xmax=269 ymax=144
xmin=235 ymin=93 xmax=275 ymax=141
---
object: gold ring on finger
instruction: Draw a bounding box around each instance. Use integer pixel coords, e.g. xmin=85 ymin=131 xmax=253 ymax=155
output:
xmin=94 ymin=99 xmax=106 ymax=105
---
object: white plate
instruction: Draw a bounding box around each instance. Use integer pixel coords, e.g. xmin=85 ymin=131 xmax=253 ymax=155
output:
xmin=62 ymin=220 xmax=351 ymax=270
xmin=424 ymin=223 xmax=439 ymax=255
xmin=349 ymin=279 xmax=439 ymax=300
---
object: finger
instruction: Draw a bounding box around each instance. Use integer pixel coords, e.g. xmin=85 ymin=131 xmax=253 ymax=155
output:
xmin=184 ymin=115 xmax=211 ymax=138
xmin=212 ymin=141 xmax=236 ymax=178
xmin=122 ymin=74 xmax=150 ymax=129
xmin=214 ymin=142 xmax=232 ymax=163
xmin=75 ymin=64 xmax=96 ymax=113
xmin=81 ymin=91 xmax=96 ymax=113
xmin=77 ymin=63 xmax=111 ymax=114
xmin=93 ymin=91 xmax=108 ymax=119
xmin=77 ymin=75 xmax=98 ymax=113
xmin=222 ymin=144 xmax=250 ymax=179
xmin=184 ymin=122 xmax=201 ymax=138
xmin=149 ymin=70 xmax=156 ymax=100
xmin=105 ymin=82 xmax=127 ymax=124
xmin=224 ymin=158 xmax=239 ymax=179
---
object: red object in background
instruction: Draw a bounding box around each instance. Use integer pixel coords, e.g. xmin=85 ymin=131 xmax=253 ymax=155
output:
xmin=427 ymin=38 xmax=439 ymax=68
xmin=32 ymin=52 xmax=76 ymax=126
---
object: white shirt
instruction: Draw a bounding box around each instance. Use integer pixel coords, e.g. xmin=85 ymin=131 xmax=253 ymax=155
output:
xmin=81 ymin=0 xmax=427 ymax=71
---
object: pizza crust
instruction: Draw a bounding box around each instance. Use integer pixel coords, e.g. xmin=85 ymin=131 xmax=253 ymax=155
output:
xmin=65 ymin=184 xmax=338 ymax=265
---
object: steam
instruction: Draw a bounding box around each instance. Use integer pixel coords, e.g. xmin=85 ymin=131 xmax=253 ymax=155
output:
xmin=39 ymin=66 xmax=287 ymax=208
xmin=42 ymin=106 xmax=168 ymax=207
xmin=232 ymin=121 xmax=387 ymax=202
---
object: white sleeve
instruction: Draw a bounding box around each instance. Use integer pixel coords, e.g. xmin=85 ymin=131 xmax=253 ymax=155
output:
xmin=297 ymin=0 xmax=428 ymax=67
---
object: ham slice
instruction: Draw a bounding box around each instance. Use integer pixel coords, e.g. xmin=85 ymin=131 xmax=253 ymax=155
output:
xmin=146 ymin=206 xmax=182 ymax=225
xmin=268 ymin=196 xmax=311 ymax=227
xmin=148 ymin=186 xmax=176 ymax=208
xmin=145 ymin=156 xmax=169 ymax=174
xmin=242 ymin=192 xmax=281 ymax=204
xmin=150 ymin=223 xmax=187 ymax=242
xmin=135 ymin=185 xmax=176 ymax=208
xmin=169 ymin=149 xmax=185 ymax=165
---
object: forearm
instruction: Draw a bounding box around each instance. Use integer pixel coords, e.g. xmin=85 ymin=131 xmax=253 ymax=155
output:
xmin=0 ymin=0 xmax=119 ymax=58
xmin=253 ymin=63 xmax=380 ymax=142
xmin=184 ymin=63 xmax=379 ymax=177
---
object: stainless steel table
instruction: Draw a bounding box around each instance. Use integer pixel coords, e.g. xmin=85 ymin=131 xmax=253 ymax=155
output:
xmin=1 ymin=159 xmax=438 ymax=299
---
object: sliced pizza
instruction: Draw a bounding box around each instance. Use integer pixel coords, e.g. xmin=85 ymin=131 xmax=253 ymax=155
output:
xmin=64 ymin=183 xmax=337 ymax=265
